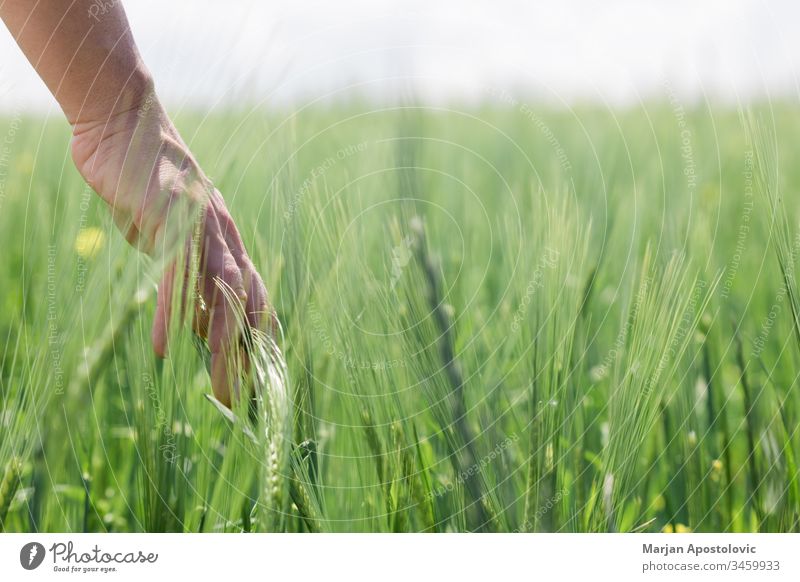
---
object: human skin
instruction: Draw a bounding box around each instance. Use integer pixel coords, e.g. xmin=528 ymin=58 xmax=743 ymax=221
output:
xmin=0 ymin=0 xmax=272 ymax=407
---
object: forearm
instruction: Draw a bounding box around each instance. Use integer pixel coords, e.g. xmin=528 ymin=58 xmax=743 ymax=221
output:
xmin=2 ymin=2 xmax=268 ymax=404
xmin=0 ymin=0 xmax=152 ymax=126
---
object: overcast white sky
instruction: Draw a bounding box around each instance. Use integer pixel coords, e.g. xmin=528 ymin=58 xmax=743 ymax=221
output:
xmin=1 ymin=0 xmax=799 ymax=112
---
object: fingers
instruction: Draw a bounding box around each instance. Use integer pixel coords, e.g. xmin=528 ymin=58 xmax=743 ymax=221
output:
xmin=151 ymin=193 xmax=271 ymax=410
xmin=209 ymin=311 xmax=241 ymax=408
xmin=151 ymin=236 xmax=195 ymax=357
xmin=242 ymin=262 xmax=270 ymax=332
xmin=212 ymin=192 xmax=272 ymax=334
xmin=202 ymin=212 xmax=247 ymax=406
xmin=152 ymin=262 xmax=176 ymax=358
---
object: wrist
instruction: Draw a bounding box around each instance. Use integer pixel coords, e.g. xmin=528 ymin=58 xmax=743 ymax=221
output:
xmin=68 ymin=64 xmax=156 ymax=132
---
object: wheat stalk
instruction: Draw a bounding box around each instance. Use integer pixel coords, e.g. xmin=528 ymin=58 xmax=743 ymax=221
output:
xmin=0 ymin=457 xmax=22 ymax=531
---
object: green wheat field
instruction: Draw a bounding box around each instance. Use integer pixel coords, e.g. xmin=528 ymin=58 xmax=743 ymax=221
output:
xmin=1 ymin=101 xmax=799 ymax=533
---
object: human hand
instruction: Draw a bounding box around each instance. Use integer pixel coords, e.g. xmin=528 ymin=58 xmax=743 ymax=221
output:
xmin=70 ymin=92 xmax=272 ymax=407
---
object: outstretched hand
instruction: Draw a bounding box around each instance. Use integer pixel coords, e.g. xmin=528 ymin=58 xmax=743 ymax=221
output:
xmin=70 ymin=94 xmax=272 ymax=407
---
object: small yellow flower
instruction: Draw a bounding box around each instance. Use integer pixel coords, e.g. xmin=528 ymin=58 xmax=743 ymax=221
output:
xmin=14 ymin=152 xmax=34 ymax=175
xmin=661 ymin=523 xmax=674 ymax=533
xmin=75 ymin=227 xmax=105 ymax=259
xmin=675 ymin=523 xmax=692 ymax=533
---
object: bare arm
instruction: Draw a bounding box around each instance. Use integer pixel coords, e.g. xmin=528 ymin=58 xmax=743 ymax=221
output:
xmin=0 ymin=0 xmax=151 ymax=126
xmin=1 ymin=0 xmax=272 ymax=407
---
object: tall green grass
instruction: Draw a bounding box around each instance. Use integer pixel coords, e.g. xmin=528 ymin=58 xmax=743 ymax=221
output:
xmin=1 ymin=102 xmax=799 ymax=532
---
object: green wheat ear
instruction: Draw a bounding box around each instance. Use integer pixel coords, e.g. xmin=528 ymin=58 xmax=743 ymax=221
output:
xmin=0 ymin=457 xmax=23 ymax=531
xmin=199 ymin=277 xmax=294 ymax=531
